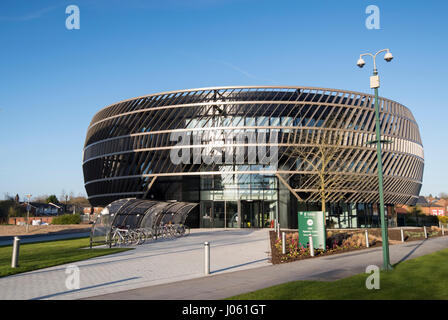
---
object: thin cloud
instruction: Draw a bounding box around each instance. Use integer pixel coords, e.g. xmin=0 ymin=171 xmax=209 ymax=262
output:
xmin=0 ymin=5 xmax=59 ymax=22
xmin=215 ymin=60 xmax=258 ymax=80
xmin=215 ymin=59 xmax=280 ymax=85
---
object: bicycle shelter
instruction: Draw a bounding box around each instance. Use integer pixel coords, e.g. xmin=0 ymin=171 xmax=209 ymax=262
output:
xmin=90 ymin=198 xmax=198 ymax=246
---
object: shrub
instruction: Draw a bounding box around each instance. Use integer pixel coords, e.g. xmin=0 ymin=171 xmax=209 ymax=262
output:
xmin=0 ymin=200 xmax=27 ymax=223
xmin=275 ymin=231 xmax=372 ymax=262
xmin=341 ymin=232 xmax=377 ymax=247
xmin=438 ymin=216 xmax=448 ymax=224
xmin=52 ymin=214 xmax=81 ymax=225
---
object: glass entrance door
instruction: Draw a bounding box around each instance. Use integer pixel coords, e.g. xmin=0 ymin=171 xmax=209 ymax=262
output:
xmin=201 ymin=201 xmax=238 ymax=228
xmin=226 ymin=201 xmax=239 ymax=228
xmin=213 ymin=201 xmax=225 ymax=228
xmin=200 ymin=201 xmax=213 ymax=228
xmin=263 ymin=201 xmax=276 ymax=228
xmin=202 ymin=200 xmax=276 ymax=228
xmin=241 ymin=200 xmax=252 ymax=228
xmin=241 ymin=200 xmax=276 ymax=228
xmin=241 ymin=200 xmax=260 ymax=228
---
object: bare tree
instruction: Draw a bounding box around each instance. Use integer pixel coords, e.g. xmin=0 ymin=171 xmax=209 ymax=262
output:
xmin=280 ymin=107 xmax=368 ymax=222
xmin=3 ymin=193 xmax=14 ymax=201
xmin=439 ymin=192 xmax=448 ymax=200
xmin=60 ymin=189 xmax=68 ymax=205
xmin=68 ymin=195 xmax=90 ymax=207
xmin=285 ymin=128 xmax=349 ymax=220
xmin=33 ymin=194 xmax=49 ymax=203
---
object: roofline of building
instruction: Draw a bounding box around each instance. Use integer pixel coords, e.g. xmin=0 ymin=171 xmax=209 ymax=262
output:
xmin=91 ymin=85 xmax=411 ymax=122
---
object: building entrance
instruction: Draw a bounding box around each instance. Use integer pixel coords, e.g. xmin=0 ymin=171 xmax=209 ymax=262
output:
xmin=200 ymin=200 xmax=239 ymax=228
xmin=240 ymin=200 xmax=276 ymax=228
xmin=200 ymin=200 xmax=276 ymax=228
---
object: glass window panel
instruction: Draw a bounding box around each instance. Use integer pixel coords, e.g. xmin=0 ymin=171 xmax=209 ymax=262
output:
xmin=270 ymin=117 xmax=280 ymax=126
xmin=246 ymin=117 xmax=256 ymax=126
xmin=257 ymin=116 xmax=269 ymax=127
xmin=226 ymin=201 xmax=239 ymax=228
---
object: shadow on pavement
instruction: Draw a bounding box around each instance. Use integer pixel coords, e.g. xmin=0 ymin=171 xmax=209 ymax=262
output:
xmin=394 ymin=239 xmax=427 ymax=266
xmin=30 ymin=276 xmax=141 ymax=300
xmin=9 ymin=236 xmax=269 ymax=278
xmin=211 ymin=258 xmax=269 ymax=274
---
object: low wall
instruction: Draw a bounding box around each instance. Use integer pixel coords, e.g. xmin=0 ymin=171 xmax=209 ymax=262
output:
xmin=8 ymin=216 xmax=54 ymax=225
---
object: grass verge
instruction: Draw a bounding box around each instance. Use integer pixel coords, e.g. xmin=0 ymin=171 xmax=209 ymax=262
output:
xmin=228 ymin=248 xmax=448 ymax=300
xmin=0 ymin=237 xmax=131 ymax=278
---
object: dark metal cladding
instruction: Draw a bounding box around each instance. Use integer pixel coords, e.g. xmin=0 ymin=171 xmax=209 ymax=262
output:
xmin=83 ymin=86 xmax=424 ymax=207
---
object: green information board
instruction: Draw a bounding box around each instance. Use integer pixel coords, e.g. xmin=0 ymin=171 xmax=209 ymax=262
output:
xmin=298 ymin=211 xmax=326 ymax=250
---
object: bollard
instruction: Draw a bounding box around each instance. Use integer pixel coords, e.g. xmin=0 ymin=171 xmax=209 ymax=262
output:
xmin=365 ymin=230 xmax=369 ymax=248
xmin=11 ymin=237 xmax=20 ymax=268
xmin=424 ymin=226 xmax=427 ymax=239
xmin=204 ymin=242 xmax=210 ymax=275
xmin=442 ymin=225 xmax=445 ymax=236
xmin=308 ymin=234 xmax=314 ymax=257
xmin=282 ymin=232 xmax=286 ymax=254
xmin=401 ymin=228 xmax=405 ymax=243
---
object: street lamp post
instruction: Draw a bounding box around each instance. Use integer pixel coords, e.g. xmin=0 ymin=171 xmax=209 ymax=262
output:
xmin=357 ymin=49 xmax=394 ymax=271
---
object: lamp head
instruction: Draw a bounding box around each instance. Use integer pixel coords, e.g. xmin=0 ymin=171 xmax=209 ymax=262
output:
xmin=357 ymin=57 xmax=366 ymax=68
xmin=384 ymin=51 xmax=393 ymax=62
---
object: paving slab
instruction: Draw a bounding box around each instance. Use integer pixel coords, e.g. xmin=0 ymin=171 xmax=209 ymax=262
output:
xmin=0 ymin=229 xmax=270 ymax=300
xmin=87 ymin=235 xmax=448 ymax=300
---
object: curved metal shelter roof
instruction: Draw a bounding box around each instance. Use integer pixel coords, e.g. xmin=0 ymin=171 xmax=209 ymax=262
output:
xmin=90 ymin=198 xmax=197 ymax=244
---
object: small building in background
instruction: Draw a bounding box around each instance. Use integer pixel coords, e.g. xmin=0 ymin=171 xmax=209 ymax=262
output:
xmin=22 ymin=202 xmax=64 ymax=216
xmin=83 ymin=207 xmax=103 ymax=215
xmin=395 ymin=196 xmax=446 ymax=217
xmin=420 ymin=204 xmax=445 ymax=216
xmin=434 ymin=199 xmax=448 ymax=214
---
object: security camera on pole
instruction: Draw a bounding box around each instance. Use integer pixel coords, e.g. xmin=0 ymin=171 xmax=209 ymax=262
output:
xmin=357 ymin=49 xmax=394 ymax=271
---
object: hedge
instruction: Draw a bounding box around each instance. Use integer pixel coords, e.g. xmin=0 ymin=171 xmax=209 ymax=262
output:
xmin=52 ymin=214 xmax=81 ymax=225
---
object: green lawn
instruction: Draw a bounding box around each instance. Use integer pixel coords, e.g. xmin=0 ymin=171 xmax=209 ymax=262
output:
xmin=228 ymin=248 xmax=448 ymax=300
xmin=0 ymin=237 xmax=131 ymax=277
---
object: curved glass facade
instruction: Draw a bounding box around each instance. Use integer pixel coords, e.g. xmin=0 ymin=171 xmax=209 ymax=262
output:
xmin=199 ymin=171 xmax=278 ymax=228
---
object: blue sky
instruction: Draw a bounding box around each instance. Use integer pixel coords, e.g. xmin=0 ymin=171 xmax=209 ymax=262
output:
xmin=0 ymin=0 xmax=447 ymax=200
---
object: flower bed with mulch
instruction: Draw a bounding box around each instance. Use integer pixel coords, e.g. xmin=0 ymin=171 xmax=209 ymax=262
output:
xmin=369 ymin=226 xmax=443 ymax=242
xmin=269 ymin=226 xmax=447 ymax=265
xmin=269 ymin=230 xmax=381 ymax=264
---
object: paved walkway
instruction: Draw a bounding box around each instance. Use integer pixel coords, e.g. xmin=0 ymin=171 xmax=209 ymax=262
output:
xmin=0 ymin=229 xmax=270 ymax=300
xmin=87 ymin=235 xmax=448 ymax=300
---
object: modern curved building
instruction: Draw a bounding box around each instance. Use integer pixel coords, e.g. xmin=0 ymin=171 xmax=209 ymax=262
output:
xmin=83 ymin=86 xmax=424 ymax=229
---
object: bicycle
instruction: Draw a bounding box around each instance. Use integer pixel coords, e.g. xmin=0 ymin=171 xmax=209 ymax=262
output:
xmin=174 ymin=224 xmax=190 ymax=237
xmin=109 ymin=226 xmax=131 ymax=246
xmin=127 ymin=228 xmax=145 ymax=245
xmin=160 ymin=224 xmax=173 ymax=239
